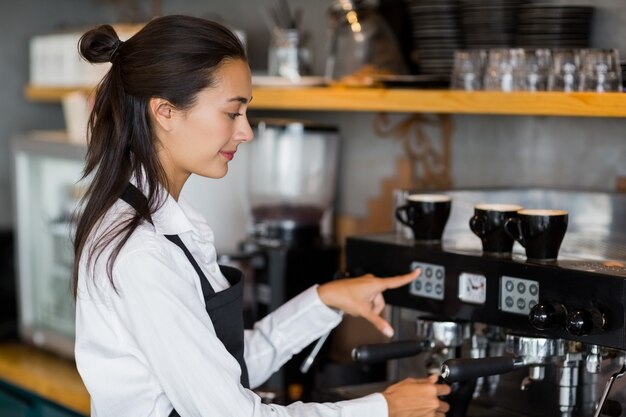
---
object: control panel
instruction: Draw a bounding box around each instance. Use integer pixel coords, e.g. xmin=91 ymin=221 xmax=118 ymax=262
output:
xmin=409 ymin=261 xmax=445 ymax=300
xmin=346 ymin=233 xmax=625 ymax=349
xmin=500 ymin=276 xmax=539 ymax=315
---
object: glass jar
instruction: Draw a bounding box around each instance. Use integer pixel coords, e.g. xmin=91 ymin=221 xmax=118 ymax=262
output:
xmin=268 ymin=27 xmax=311 ymax=80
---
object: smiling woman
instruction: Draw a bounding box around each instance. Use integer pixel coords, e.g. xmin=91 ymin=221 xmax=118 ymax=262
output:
xmin=71 ymin=14 xmax=448 ymax=417
xmin=151 ymin=58 xmax=253 ymax=197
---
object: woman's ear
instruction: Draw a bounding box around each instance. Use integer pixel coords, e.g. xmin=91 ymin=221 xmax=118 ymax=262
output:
xmin=149 ymin=97 xmax=175 ymax=131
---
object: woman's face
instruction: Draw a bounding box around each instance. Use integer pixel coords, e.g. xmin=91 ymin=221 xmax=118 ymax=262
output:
xmin=159 ymin=58 xmax=253 ymax=184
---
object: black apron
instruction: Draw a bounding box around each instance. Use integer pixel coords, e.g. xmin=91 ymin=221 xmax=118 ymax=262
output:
xmin=120 ymin=183 xmax=250 ymax=417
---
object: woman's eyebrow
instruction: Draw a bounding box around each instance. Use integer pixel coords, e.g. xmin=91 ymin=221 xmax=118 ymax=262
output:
xmin=227 ymin=96 xmax=250 ymax=104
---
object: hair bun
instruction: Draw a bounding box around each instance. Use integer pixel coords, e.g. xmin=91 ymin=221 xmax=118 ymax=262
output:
xmin=79 ymin=24 xmax=121 ymax=64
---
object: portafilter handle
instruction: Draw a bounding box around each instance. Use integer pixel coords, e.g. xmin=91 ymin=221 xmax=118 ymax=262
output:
xmin=352 ymin=340 xmax=434 ymax=364
xmin=441 ymin=357 xmax=526 ymax=383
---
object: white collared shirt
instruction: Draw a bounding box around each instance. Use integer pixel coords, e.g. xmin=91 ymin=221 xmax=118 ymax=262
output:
xmin=75 ymin=185 xmax=388 ymax=417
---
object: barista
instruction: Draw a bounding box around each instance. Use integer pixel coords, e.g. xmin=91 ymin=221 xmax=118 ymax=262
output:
xmin=71 ymin=15 xmax=450 ymax=417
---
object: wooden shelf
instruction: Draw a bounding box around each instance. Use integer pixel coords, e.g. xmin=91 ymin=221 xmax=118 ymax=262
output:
xmin=25 ymin=84 xmax=626 ymax=118
xmin=0 ymin=342 xmax=89 ymax=415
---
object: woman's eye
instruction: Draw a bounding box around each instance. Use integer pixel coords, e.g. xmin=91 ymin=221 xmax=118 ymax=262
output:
xmin=228 ymin=112 xmax=242 ymax=120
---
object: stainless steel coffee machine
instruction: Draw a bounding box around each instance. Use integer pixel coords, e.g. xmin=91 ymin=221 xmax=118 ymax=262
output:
xmin=344 ymin=188 xmax=626 ymax=417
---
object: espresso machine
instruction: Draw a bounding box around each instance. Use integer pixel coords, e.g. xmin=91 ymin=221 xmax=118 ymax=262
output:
xmin=229 ymin=119 xmax=342 ymax=403
xmin=343 ymin=188 xmax=626 ymax=417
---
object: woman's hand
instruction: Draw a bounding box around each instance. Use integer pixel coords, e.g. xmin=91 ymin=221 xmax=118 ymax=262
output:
xmin=383 ymin=375 xmax=451 ymax=417
xmin=317 ymin=269 xmax=420 ymax=337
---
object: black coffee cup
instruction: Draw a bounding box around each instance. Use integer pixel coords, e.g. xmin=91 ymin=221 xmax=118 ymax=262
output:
xmin=395 ymin=194 xmax=452 ymax=243
xmin=504 ymin=209 xmax=569 ymax=261
xmin=469 ymin=204 xmax=523 ymax=257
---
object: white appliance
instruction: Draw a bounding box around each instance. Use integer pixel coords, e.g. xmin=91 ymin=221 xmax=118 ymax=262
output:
xmin=12 ymin=133 xmax=249 ymax=357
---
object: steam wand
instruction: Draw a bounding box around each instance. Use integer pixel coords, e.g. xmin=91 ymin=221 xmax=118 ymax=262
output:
xmin=300 ymin=331 xmax=331 ymax=374
xmin=300 ymin=269 xmax=364 ymax=374
xmin=593 ymin=361 xmax=626 ymax=417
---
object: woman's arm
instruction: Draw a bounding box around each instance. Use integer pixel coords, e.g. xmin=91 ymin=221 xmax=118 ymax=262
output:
xmin=112 ymin=247 xmax=388 ymax=417
xmin=244 ymin=285 xmax=342 ymax=388
xmin=243 ymin=269 xmax=420 ymax=388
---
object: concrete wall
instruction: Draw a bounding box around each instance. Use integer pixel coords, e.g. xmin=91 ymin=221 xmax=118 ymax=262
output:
xmin=3 ymin=0 xmax=626 ymax=252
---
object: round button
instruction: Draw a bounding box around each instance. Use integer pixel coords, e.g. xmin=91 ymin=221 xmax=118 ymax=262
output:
xmin=435 ymin=284 xmax=443 ymax=295
xmin=566 ymin=308 xmax=606 ymax=336
xmin=529 ymin=284 xmax=539 ymax=296
xmin=425 ymin=282 xmax=433 ymax=293
xmin=425 ymin=268 xmax=433 ymax=278
xmin=566 ymin=310 xmax=594 ymax=336
xmin=529 ymin=302 xmax=567 ymax=331
xmin=505 ymin=281 xmax=514 ymax=292
xmin=505 ymin=296 xmax=514 ymax=308
xmin=517 ymin=282 xmax=526 ymax=294
xmin=414 ymin=281 xmax=422 ymax=291
xmin=436 ymin=269 xmax=444 ymax=280
xmin=517 ymin=298 xmax=527 ymax=310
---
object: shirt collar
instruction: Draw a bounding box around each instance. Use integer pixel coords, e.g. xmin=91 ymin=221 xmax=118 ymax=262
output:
xmin=152 ymin=192 xmax=196 ymax=236
xmin=128 ymin=175 xmax=196 ymax=236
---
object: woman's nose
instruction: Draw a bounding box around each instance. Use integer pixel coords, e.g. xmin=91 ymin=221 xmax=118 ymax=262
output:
xmin=238 ymin=119 xmax=254 ymax=142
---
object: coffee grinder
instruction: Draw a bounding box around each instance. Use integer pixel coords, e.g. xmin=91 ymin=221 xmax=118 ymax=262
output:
xmin=238 ymin=119 xmax=341 ymax=403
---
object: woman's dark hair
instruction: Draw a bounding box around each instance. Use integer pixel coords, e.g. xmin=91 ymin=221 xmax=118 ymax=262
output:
xmin=72 ymin=15 xmax=247 ymax=298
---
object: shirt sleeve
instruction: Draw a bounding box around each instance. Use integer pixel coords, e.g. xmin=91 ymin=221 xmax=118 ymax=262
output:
xmin=244 ymin=285 xmax=343 ymax=388
xmin=111 ymin=247 xmax=388 ymax=417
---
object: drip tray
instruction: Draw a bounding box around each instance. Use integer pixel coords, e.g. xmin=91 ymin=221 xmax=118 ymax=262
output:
xmin=313 ymin=381 xmax=390 ymax=403
xmin=466 ymin=403 xmax=534 ymax=417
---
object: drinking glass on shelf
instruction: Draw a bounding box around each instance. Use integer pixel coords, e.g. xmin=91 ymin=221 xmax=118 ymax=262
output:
xmin=483 ymin=49 xmax=526 ymax=92
xmin=268 ymin=27 xmax=311 ymax=81
xmin=579 ymin=49 xmax=622 ymax=92
xmin=450 ymin=50 xmax=487 ymax=91
xmin=548 ymin=49 xmax=582 ymax=92
xmin=525 ymin=49 xmax=552 ymax=92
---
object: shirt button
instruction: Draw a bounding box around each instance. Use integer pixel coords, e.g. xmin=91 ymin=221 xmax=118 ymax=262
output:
xmin=210 ymin=265 xmax=217 ymax=273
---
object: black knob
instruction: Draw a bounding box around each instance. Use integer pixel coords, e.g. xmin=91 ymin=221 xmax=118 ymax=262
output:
xmin=529 ymin=302 xmax=567 ymax=331
xmin=566 ymin=308 xmax=606 ymax=336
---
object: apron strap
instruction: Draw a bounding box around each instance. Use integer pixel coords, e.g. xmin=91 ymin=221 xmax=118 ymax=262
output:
xmin=119 ymin=182 xmax=216 ymax=296
xmin=121 ymin=182 xmax=154 ymax=224
xmin=163 ymin=234 xmax=215 ymax=296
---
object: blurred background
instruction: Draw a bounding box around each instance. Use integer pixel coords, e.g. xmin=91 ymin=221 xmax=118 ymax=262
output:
xmin=3 ymin=0 xmax=626 ymax=239
xmin=3 ymin=0 xmax=626 ymax=414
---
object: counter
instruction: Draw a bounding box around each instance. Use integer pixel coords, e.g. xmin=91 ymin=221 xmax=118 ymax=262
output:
xmin=0 ymin=342 xmax=89 ymax=415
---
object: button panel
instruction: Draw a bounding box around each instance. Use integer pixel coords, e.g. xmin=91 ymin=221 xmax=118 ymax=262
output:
xmin=409 ymin=261 xmax=445 ymax=300
xmin=500 ymin=276 xmax=539 ymax=315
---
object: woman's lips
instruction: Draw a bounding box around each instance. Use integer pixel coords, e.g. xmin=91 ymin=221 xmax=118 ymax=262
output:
xmin=221 ymin=151 xmax=235 ymax=161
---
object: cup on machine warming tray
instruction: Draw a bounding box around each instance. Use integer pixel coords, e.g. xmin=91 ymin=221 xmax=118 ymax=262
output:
xmin=395 ymin=194 xmax=452 ymax=244
xmin=504 ymin=209 xmax=568 ymax=262
xmin=469 ymin=203 xmax=523 ymax=257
